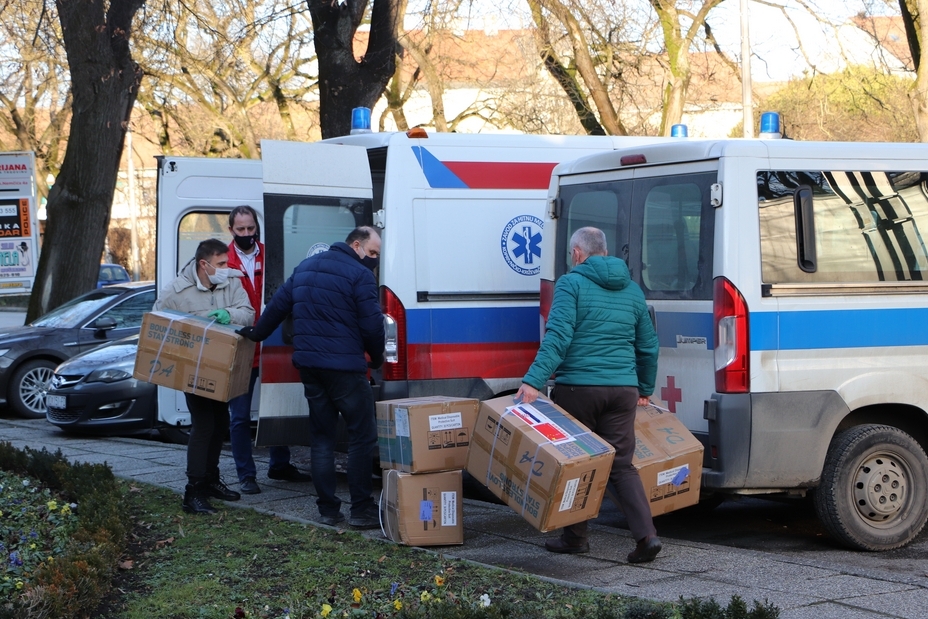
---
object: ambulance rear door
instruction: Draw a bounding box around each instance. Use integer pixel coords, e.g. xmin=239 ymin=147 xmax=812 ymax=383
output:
xmin=256 ymin=140 xmax=375 ymax=447
xmin=155 ymin=156 xmax=264 ymax=433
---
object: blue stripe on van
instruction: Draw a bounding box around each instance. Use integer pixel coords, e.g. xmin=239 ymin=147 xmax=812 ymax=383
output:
xmin=406 ymin=307 xmax=540 ymax=344
xmin=656 ymin=308 xmax=928 ymax=352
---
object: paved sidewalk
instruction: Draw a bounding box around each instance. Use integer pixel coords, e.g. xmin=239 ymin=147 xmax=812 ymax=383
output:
xmin=2 ymin=417 xmax=926 ymax=618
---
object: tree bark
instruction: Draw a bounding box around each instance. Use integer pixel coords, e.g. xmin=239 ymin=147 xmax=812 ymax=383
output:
xmin=308 ymin=0 xmax=403 ymax=139
xmin=27 ymin=0 xmax=145 ymax=321
xmin=900 ymin=0 xmax=928 ymax=141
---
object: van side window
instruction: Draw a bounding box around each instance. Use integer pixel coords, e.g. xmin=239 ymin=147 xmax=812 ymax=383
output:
xmin=177 ymin=212 xmax=228 ymax=270
xmin=759 ymin=170 xmax=928 ymax=283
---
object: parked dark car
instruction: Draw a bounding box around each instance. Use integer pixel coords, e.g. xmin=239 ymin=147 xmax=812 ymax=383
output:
xmin=45 ymin=334 xmax=165 ymax=439
xmin=0 ymin=282 xmax=156 ymax=418
xmin=97 ymin=263 xmax=131 ymax=288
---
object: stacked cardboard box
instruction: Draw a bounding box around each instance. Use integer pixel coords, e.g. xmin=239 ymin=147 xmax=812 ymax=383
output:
xmin=465 ymin=396 xmax=616 ymax=533
xmin=133 ymin=310 xmax=255 ymax=402
xmin=376 ymin=396 xmax=479 ymax=546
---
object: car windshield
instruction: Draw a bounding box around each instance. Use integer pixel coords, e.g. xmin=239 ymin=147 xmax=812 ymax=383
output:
xmin=31 ymin=291 xmax=119 ymax=328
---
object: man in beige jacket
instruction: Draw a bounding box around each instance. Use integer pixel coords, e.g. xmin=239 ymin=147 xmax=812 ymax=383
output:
xmin=155 ymin=238 xmax=254 ymax=514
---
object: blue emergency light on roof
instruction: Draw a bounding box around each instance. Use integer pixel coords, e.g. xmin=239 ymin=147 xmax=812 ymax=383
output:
xmin=670 ymin=124 xmax=688 ymax=138
xmin=759 ymin=111 xmax=782 ymax=139
xmin=350 ymin=107 xmax=372 ymax=134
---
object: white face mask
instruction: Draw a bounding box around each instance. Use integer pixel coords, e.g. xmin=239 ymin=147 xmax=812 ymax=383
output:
xmin=205 ymin=262 xmax=230 ymax=285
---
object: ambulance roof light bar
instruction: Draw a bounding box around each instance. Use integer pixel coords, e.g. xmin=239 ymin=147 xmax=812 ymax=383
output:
xmin=759 ymin=111 xmax=782 ymax=139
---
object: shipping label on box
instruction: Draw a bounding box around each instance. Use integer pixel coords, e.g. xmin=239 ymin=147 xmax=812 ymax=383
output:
xmin=133 ymin=310 xmax=255 ymax=402
xmin=377 ymin=397 xmax=478 ymax=473
xmin=629 ymin=405 xmax=704 ymax=517
xmin=380 ymin=469 xmax=464 ymax=546
xmin=465 ymin=396 xmax=615 ymax=533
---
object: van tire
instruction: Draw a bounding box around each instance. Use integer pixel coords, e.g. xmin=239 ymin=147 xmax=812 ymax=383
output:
xmin=814 ymin=424 xmax=928 ymax=551
xmin=158 ymin=426 xmax=191 ymax=445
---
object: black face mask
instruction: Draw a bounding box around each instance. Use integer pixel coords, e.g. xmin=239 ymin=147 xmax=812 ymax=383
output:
xmin=233 ymin=234 xmax=257 ymax=251
xmin=361 ymin=255 xmax=379 ymax=272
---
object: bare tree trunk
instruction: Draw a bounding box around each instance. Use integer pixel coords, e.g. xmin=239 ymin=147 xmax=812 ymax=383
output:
xmin=900 ymin=0 xmax=928 ymax=141
xmin=309 ymin=0 xmax=403 ymax=139
xmin=28 ymin=0 xmax=144 ymax=321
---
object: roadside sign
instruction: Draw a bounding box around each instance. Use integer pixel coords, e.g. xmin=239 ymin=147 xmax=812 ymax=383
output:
xmin=0 ymin=152 xmax=39 ymax=294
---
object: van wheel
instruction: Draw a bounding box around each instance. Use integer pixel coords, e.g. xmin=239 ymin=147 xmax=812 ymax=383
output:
xmin=10 ymin=359 xmax=57 ymax=419
xmin=814 ymin=424 xmax=928 ymax=551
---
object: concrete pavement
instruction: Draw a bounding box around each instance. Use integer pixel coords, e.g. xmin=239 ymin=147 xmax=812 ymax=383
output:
xmin=1 ymin=416 xmax=926 ymax=618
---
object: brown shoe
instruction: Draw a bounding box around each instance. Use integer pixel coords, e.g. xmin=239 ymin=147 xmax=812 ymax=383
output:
xmin=544 ymin=537 xmax=589 ymax=554
xmin=627 ymin=536 xmax=662 ymax=563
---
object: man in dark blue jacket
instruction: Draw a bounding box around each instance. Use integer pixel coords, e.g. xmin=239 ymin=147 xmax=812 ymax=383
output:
xmin=239 ymin=226 xmax=385 ymax=529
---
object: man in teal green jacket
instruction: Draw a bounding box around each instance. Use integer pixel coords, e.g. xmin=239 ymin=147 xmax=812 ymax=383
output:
xmin=516 ymin=226 xmax=661 ymax=563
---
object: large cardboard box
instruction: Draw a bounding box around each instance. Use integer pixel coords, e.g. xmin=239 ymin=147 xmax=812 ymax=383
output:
xmin=629 ymin=405 xmax=704 ymax=517
xmin=133 ymin=310 xmax=255 ymax=402
xmin=466 ymin=396 xmax=615 ymax=533
xmin=377 ymin=396 xmax=479 ymax=473
xmin=380 ymin=469 xmax=464 ymax=546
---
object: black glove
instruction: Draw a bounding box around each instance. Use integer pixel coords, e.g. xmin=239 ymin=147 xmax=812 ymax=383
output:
xmin=368 ymin=353 xmax=384 ymax=370
xmin=236 ymin=326 xmax=262 ymax=342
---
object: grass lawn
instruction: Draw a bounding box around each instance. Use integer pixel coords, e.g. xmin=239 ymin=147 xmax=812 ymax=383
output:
xmin=97 ymin=480 xmax=650 ymax=619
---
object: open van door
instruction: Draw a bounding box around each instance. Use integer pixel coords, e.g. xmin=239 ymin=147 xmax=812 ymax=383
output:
xmin=155 ymin=156 xmax=264 ymax=438
xmin=255 ymin=140 xmax=375 ymax=447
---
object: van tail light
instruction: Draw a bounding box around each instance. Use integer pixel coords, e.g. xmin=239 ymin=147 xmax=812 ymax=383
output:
xmin=380 ymin=286 xmax=407 ymax=381
xmin=713 ymin=277 xmax=749 ymax=393
xmin=539 ymin=278 xmax=554 ymax=340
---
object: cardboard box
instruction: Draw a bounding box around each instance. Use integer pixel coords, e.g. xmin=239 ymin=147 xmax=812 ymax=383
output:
xmin=377 ymin=396 xmax=479 ymax=473
xmin=465 ymin=396 xmax=615 ymax=533
xmin=629 ymin=405 xmax=704 ymax=517
xmin=133 ymin=310 xmax=255 ymax=402
xmin=380 ymin=469 xmax=464 ymax=546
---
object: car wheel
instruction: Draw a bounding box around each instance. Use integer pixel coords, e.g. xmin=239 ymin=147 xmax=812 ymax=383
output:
xmin=158 ymin=426 xmax=191 ymax=445
xmin=9 ymin=359 xmax=57 ymax=419
xmin=814 ymin=424 xmax=928 ymax=551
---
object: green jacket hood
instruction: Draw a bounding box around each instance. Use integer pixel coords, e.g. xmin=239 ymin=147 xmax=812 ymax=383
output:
xmin=572 ymin=255 xmax=630 ymax=291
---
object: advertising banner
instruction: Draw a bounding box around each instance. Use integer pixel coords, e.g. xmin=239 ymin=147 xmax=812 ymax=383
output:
xmin=0 ymin=153 xmax=38 ymax=294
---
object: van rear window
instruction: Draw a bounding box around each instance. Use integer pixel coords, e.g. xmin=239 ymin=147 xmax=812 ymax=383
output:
xmin=758 ymin=170 xmax=928 ymax=283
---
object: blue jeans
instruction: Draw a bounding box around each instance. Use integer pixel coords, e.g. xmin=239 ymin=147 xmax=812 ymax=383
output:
xmin=228 ymin=367 xmax=291 ymax=482
xmin=299 ymin=367 xmax=376 ymax=519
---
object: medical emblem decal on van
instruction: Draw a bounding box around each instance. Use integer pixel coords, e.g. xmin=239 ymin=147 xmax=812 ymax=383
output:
xmin=501 ymin=215 xmax=543 ymax=276
xmin=306 ymin=242 xmax=329 ymax=258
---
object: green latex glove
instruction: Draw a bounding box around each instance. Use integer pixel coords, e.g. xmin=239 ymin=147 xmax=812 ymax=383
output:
xmin=207 ymin=309 xmax=231 ymax=325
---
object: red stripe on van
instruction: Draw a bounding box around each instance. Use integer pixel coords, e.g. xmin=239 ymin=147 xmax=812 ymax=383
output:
xmin=442 ymin=162 xmax=557 ymax=190
xmin=406 ymin=342 xmax=538 ymax=379
xmin=260 ymin=346 xmax=301 ymax=383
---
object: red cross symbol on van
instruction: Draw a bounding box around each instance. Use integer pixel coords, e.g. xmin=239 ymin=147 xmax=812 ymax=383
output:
xmin=660 ymin=376 xmax=682 ymax=413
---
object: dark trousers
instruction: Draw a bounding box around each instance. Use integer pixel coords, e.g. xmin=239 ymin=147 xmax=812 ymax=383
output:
xmin=184 ymin=393 xmax=230 ymax=482
xmin=228 ymin=367 xmax=291 ymax=481
xmin=299 ymin=368 xmax=377 ymax=519
xmin=552 ymin=385 xmax=656 ymax=543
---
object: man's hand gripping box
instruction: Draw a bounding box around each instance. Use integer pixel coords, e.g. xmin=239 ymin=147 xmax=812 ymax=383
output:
xmin=465 ymin=396 xmax=615 ymax=533
xmin=133 ymin=310 xmax=255 ymax=402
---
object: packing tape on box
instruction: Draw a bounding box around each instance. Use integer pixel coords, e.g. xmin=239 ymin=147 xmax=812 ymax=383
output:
xmin=190 ymin=317 xmax=218 ymax=396
xmin=147 ymin=314 xmax=181 ymax=383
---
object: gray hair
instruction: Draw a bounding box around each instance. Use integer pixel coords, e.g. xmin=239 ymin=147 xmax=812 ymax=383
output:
xmin=570 ymin=227 xmax=607 ymax=256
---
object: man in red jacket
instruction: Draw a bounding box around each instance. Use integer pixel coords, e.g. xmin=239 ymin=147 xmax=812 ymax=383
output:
xmin=226 ymin=205 xmax=311 ymax=495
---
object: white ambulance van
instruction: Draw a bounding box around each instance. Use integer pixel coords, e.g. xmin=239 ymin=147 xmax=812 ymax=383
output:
xmin=155 ymin=130 xmax=665 ymax=447
xmin=542 ymin=117 xmax=928 ymax=550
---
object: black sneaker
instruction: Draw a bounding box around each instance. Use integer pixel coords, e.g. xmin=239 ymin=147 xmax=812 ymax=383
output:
xmin=318 ymin=512 xmax=345 ymax=527
xmin=240 ymin=477 xmax=261 ymax=495
xmin=208 ymin=477 xmax=241 ymax=501
xmin=267 ymin=464 xmax=312 ymax=482
xmin=348 ymin=510 xmax=380 ymax=530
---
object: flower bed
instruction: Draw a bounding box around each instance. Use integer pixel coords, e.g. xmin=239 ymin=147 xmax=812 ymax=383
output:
xmin=0 ymin=442 xmax=128 ymax=619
